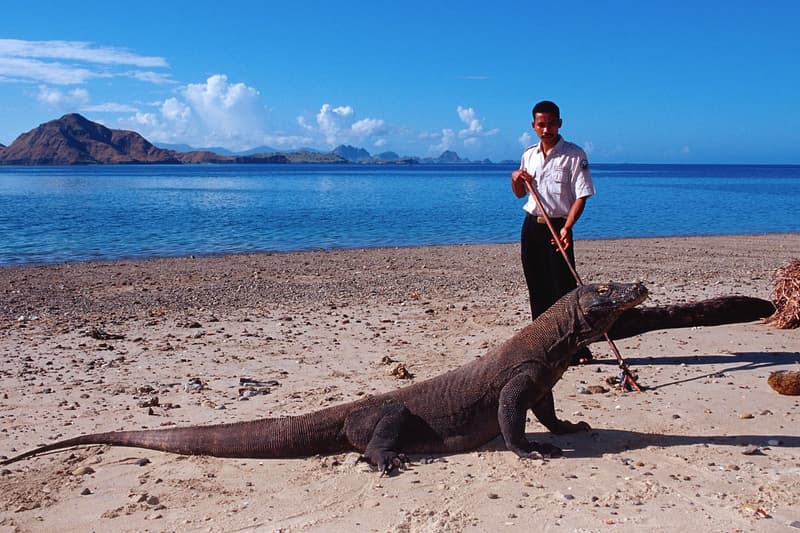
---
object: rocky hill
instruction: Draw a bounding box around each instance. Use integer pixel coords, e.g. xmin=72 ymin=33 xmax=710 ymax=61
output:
xmin=0 ymin=114 xmax=482 ymax=166
xmin=0 ymin=114 xmax=183 ymax=165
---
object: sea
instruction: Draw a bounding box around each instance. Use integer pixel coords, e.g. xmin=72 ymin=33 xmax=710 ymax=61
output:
xmin=1 ymin=163 xmax=798 ymax=266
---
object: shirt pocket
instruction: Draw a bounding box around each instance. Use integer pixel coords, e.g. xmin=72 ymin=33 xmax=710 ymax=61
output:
xmin=543 ymin=168 xmax=571 ymax=196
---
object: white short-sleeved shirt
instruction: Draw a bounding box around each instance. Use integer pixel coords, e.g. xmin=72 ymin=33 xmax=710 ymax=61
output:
xmin=520 ymin=138 xmax=595 ymax=217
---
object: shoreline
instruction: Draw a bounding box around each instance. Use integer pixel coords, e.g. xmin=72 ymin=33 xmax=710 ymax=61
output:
xmin=1 ymin=233 xmax=799 ymax=531
xmin=3 ymin=230 xmax=800 ymax=271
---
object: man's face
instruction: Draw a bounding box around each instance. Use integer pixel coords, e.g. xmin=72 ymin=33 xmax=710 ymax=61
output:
xmin=532 ymin=112 xmax=562 ymax=144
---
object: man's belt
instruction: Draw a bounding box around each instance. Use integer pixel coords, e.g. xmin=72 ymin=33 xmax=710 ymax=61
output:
xmin=536 ymin=216 xmax=566 ymax=224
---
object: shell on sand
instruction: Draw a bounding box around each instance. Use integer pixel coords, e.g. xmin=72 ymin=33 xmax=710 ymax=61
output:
xmin=767 ymin=371 xmax=800 ymax=395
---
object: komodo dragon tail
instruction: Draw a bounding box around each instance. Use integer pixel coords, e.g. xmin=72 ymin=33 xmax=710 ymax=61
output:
xmin=1 ymin=405 xmax=353 ymax=465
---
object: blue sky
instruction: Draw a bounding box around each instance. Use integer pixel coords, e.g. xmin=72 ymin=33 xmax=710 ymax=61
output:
xmin=1 ymin=0 xmax=798 ymax=163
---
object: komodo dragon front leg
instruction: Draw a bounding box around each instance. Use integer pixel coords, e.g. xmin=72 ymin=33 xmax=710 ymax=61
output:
xmin=498 ymin=374 xmax=590 ymax=458
xmin=531 ymin=390 xmax=591 ymax=435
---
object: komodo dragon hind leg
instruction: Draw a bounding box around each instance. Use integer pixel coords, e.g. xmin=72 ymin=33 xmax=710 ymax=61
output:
xmin=348 ymin=401 xmax=411 ymax=475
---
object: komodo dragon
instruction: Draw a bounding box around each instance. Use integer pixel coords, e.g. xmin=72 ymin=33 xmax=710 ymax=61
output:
xmin=0 ymin=282 xmax=770 ymax=473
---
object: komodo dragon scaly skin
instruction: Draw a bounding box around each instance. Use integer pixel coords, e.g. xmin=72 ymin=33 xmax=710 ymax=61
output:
xmin=3 ymin=283 xmax=648 ymax=473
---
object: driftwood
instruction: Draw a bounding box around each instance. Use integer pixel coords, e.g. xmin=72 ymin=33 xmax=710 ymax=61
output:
xmin=608 ymin=296 xmax=775 ymax=341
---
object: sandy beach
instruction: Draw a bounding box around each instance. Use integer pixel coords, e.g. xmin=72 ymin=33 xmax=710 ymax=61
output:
xmin=1 ymin=234 xmax=799 ymax=532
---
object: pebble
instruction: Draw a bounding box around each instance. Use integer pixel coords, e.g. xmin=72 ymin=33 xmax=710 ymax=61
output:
xmin=742 ymin=446 xmax=765 ymax=456
xmin=185 ymin=377 xmax=206 ymax=392
xmin=72 ymin=466 xmax=95 ymax=476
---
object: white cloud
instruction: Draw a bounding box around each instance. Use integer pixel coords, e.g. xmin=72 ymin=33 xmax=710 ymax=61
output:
xmin=583 ymin=141 xmax=594 ymax=155
xmin=263 ymin=132 xmax=314 ymax=149
xmin=456 ymin=105 xmax=499 ymax=143
xmin=303 ymin=103 xmax=386 ymax=147
xmin=36 ymin=85 xmax=89 ymax=109
xmin=128 ymin=71 xmax=175 ymax=85
xmin=81 ymin=102 xmax=140 ymax=113
xmin=161 ymin=97 xmax=191 ymax=122
xmin=118 ymin=74 xmax=274 ymax=150
xmin=0 ymin=39 xmax=170 ymax=86
xmin=0 ymin=39 xmax=167 ymax=67
xmin=352 ymin=118 xmax=384 ymax=136
xmin=425 ymin=107 xmax=499 ymax=155
xmin=0 ymin=57 xmax=97 ymax=85
xmin=332 ymin=105 xmax=353 ymax=117
xmin=433 ymin=128 xmax=455 ymax=153
xmin=518 ymin=131 xmax=534 ymax=147
xmin=35 ymin=84 xmax=141 ymax=114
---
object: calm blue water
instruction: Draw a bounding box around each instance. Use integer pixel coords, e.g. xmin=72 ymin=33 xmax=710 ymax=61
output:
xmin=1 ymin=163 xmax=798 ymax=266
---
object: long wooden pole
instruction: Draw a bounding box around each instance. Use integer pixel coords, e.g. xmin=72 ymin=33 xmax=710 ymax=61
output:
xmin=522 ymin=177 xmax=642 ymax=392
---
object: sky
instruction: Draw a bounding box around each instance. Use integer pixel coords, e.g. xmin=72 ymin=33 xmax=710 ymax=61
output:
xmin=1 ymin=0 xmax=799 ymax=163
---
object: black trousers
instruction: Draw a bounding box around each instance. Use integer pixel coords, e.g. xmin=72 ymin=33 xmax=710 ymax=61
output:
xmin=520 ymin=213 xmax=577 ymax=321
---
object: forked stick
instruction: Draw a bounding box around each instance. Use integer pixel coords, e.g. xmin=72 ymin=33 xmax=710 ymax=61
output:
xmin=522 ymin=176 xmax=642 ymax=391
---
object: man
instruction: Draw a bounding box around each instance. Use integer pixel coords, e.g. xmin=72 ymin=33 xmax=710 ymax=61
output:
xmin=511 ymin=100 xmax=595 ymax=364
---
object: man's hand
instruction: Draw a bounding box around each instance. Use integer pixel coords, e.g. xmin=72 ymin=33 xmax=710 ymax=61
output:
xmin=511 ymin=169 xmax=533 ymax=198
xmin=552 ymin=226 xmax=572 ymax=251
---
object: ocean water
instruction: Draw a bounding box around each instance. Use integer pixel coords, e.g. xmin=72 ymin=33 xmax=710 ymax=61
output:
xmin=0 ymin=163 xmax=798 ymax=266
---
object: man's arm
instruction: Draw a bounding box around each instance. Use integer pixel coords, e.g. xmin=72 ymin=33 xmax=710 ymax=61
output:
xmin=557 ymin=196 xmax=588 ymax=250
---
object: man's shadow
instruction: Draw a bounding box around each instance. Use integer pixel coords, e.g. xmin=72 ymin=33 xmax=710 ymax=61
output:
xmin=592 ymin=350 xmax=800 ymax=390
xmin=543 ymin=350 xmax=800 ymax=457
xmin=548 ymin=429 xmax=800 ymax=459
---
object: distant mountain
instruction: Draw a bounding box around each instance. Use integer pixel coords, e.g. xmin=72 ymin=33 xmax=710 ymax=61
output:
xmin=157 ymin=143 xmax=281 ymax=157
xmin=438 ymin=150 xmax=461 ymax=163
xmin=375 ymin=151 xmax=400 ymax=161
xmin=237 ymin=145 xmax=278 ymax=156
xmin=154 ymin=143 xmax=227 ymax=155
xmin=414 ymin=150 xmax=471 ymax=164
xmin=333 ymin=144 xmax=372 ymax=162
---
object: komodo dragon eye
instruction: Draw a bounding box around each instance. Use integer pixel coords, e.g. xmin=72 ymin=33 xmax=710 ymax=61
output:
xmin=596 ymin=285 xmax=610 ymax=296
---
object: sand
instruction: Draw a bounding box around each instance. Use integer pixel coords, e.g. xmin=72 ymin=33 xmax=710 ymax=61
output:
xmin=1 ymin=234 xmax=799 ymax=532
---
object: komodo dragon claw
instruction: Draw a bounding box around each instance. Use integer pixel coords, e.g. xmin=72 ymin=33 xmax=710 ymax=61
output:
xmin=528 ymin=442 xmax=563 ymax=459
xmin=357 ymin=452 xmax=409 ymax=476
xmin=380 ymin=454 xmax=409 ymax=476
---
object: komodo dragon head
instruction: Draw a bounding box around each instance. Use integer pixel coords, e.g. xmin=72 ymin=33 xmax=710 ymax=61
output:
xmin=575 ymin=282 xmax=648 ymax=342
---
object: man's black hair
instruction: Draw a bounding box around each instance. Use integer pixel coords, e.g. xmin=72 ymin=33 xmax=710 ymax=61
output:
xmin=532 ymin=100 xmax=560 ymax=118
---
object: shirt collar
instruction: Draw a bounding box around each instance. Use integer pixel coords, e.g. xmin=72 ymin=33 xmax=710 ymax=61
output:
xmin=534 ymin=136 xmax=564 ymax=156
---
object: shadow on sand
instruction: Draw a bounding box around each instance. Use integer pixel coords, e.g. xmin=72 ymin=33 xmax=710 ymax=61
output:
xmin=591 ymin=350 xmax=800 ymax=390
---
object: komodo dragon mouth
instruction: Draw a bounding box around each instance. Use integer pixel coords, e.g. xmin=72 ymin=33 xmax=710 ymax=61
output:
xmin=578 ymin=282 xmax=649 ymax=327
